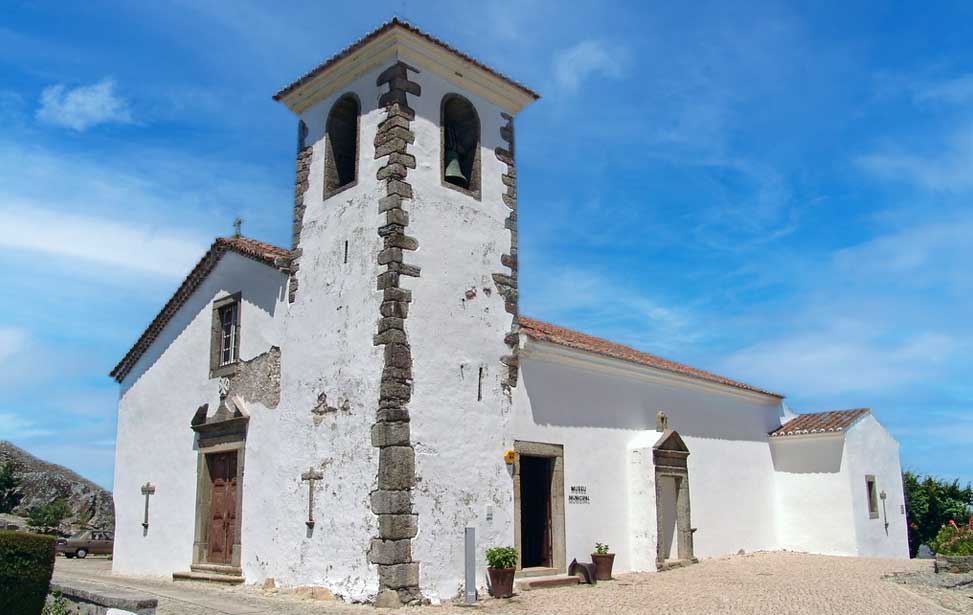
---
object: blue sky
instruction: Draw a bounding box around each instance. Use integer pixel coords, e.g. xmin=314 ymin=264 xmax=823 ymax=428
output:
xmin=1 ymin=1 xmax=971 ymax=490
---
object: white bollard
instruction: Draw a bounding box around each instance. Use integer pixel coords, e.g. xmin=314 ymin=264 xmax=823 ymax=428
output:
xmin=464 ymin=527 xmax=476 ymax=604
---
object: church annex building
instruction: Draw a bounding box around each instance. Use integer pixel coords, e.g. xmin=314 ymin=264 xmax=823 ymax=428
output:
xmin=110 ymin=20 xmax=909 ymax=606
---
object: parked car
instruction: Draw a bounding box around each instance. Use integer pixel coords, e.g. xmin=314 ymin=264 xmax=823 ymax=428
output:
xmin=56 ymin=530 xmax=114 ymax=558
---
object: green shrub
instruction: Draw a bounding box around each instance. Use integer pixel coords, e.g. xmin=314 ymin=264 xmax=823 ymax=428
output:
xmin=27 ymin=500 xmax=70 ymax=535
xmin=0 ymin=530 xmax=57 ymax=615
xmin=930 ymin=519 xmax=973 ymax=556
xmin=485 ymin=546 xmax=518 ymax=569
xmin=903 ymin=471 xmax=973 ymax=558
xmin=0 ymin=463 xmax=21 ymax=514
xmin=41 ymin=590 xmax=69 ymax=615
xmin=594 ymin=542 xmax=610 ymax=555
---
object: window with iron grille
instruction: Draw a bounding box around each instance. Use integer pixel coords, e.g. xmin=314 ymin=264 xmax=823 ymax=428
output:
xmin=218 ymin=302 xmax=238 ymax=366
xmin=210 ymin=293 xmax=241 ymax=376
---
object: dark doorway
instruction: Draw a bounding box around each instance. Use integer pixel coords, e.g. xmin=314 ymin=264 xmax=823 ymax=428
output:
xmin=206 ymin=451 xmax=238 ymax=564
xmin=519 ymin=455 xmax=553 ymax=568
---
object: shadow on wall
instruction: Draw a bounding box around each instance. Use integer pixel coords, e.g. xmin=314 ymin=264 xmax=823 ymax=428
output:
xmin=119 ymin=252 xmax=286 ymax=395
xmin=769 ymin=437 xmax=844 ymax=474
xmin=520 ymin=356 xmax=782 ymax=443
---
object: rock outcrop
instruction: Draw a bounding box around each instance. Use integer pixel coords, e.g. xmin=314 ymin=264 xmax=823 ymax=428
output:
xmin=0 ymin=440 xmax=114 ymax=531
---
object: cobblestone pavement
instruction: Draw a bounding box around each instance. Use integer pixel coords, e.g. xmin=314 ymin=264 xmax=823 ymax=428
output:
xmin=54 ymin=552 xmax=963 ymax=615
xmin=886 ymin=567 xmax=973 ymax=614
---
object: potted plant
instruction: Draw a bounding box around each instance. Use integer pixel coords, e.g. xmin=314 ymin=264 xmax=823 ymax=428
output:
xmin=485 ymin=546 xmax=518 ymax=598
xmin=591 ymin=542 xmax=615 ymax=580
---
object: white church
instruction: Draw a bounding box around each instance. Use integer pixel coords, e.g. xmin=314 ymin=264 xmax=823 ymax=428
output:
xmin=110 ymin=19 xmax=910 ymax=606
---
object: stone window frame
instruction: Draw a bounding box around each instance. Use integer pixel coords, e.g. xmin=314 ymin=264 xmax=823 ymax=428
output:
xmin=210 ymin=292 xmax=241 ymax=378
xmin=440 ymin=93 xmax=482 ymax=201
xmin=865 ymin=474 xmax=880 ymax=519
xmin=512 ymin=440 xmax=565 ymax=576
xmin=323 ymin=92 xmax=361 ymax=200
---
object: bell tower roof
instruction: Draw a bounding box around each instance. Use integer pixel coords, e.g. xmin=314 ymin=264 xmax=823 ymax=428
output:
xmin=273 ymin=17 xmax=540 ymax=115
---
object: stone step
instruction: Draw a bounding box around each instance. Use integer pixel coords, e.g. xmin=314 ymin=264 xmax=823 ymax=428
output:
xmin=191 ymin=563 xmax=243 ymax=575
xmin=657 ymin=558 xmax=698 ymax=572
xmin=515 ymin=574 xmax=580 ymax=591
xmin=173 ymin=570 xmax=245 ymax=584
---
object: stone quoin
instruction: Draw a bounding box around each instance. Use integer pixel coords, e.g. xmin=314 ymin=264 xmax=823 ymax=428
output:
xmin=109 ymin=18 xmax=910 ymax=606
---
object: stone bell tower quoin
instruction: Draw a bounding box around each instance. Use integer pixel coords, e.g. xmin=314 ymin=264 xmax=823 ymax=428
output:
xmin=273 ymin=20 xmax=539 ymax=604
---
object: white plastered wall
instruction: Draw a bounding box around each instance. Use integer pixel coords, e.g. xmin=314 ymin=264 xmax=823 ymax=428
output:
xmin=771 ymin=435 xmax=857 ymax=555
xmin=400 ymin=67 xmax=520 ymax=602
xmin=114 ymin=63 xmax=398 ymax=600
xmin=771 ymin=413 xmax=909 ymax=559
xmin=242 ymin=67 xmax=388 ymax=599
xmin=509 ymin=343 xmax=785 ymax=575
xmin=113 ymin=252 xmax=286 ymax=577
xmin=843 ymin=414 xmax=909 ymax=558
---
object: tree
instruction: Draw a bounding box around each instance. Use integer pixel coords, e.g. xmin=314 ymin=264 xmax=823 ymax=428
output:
xmin=26 ymin=500 xmax=71 ymax=535
xmin=903 ymin=471 xmax=973 ymax=558
xmin=0 ymin=463 xmax=20 ymax=513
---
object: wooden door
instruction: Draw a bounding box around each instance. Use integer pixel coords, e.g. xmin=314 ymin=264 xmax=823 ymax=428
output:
xmin=206 ymin=451 xmax=237 ymax=564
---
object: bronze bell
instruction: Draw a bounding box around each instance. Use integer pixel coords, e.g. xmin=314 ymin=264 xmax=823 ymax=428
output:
xmin=444 ymin=150 xmax=467 ymax=187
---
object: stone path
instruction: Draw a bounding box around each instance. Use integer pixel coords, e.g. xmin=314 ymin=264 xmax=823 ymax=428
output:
xmin=54 ymin=552 xmax=963 ymax=615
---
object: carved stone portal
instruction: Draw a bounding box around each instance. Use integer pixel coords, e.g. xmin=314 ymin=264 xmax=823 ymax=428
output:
xmin=653 ymin=430 xmax=697 ymax=570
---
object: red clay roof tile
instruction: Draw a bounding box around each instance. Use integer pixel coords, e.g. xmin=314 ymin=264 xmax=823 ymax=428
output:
xmin=517 ymin=316 xmax=783 ymax=398
xmin=769 ymin=408 xmax=871 ymax=437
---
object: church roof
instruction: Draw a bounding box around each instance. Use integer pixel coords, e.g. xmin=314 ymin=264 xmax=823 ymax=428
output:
xmin=769 ymin=408 xmax=871 ymax=438
xmin=516 ymin=317 xmax=783 ymax=399
xmin=109 ymin=237 xmax=290 ymax=383
xmin=272 ymin=17 xmax=540 ymax=103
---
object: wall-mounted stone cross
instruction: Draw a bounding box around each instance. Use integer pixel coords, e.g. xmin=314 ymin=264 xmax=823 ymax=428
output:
xmin=301 ymin=467 xmax=324 ymax=528
xmin=140 ymin=482 xmax=156 ymax=529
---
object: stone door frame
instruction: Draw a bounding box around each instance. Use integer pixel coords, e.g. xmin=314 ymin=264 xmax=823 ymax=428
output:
xmin=191 ymin=415 xmax=247 ymax=569
xmin=653 ymin=430 xmax=696 ymax=569
xmin=513 ymin=440 xmax=565 ymax=576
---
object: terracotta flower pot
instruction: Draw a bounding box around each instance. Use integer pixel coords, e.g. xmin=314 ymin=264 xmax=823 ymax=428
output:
xmin=591 ymin=553 xmax=615 ymax=580
xmin=488 ymin=567 xmax=516 ymax=598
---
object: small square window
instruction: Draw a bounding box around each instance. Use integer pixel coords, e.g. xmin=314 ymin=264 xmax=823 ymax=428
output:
xmin=865 ymin=475 xmax=880 ymax=519
xmin=210 ymin=293 xmax=241 ymax=377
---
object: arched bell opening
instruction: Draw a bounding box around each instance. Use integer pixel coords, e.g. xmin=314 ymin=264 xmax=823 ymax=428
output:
xmin=440 ymin=94 xmax=481 ymax=197
xmin=324 ymin=93 xmax=360 ymax=198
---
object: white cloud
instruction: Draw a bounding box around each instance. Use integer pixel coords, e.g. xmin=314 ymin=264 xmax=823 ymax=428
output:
xmin=554 ymin=40 xmax=628 ymax=91
xmin=523 ymin=265 xmax=701 ymax=355
xmin=913 ymin=74 xmax=973 ymax=105
xmin=720 ymin=326 xmax=955 ymax=398
xmin=36 ymin=78 xmax=132 ymax=131
xmin=0 ymin=139 xmax=285 ymax=282
xmin=858 ymin=126 xmax=973 ymax=193
xmin=0 ymin=327 xmax=28 ymax=364
xmin=0 ymin=204 xmax=206 ymax=277
xmin=0 ymin=412 xmax=53 ymax=440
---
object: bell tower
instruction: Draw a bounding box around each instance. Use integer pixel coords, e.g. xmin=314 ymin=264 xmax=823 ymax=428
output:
xmin=274 ymin=19 xmax=538 ymax=605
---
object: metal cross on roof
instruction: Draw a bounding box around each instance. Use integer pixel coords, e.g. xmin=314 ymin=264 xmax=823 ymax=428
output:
xmin=232 ymin=217 xmax=243 ymax=238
